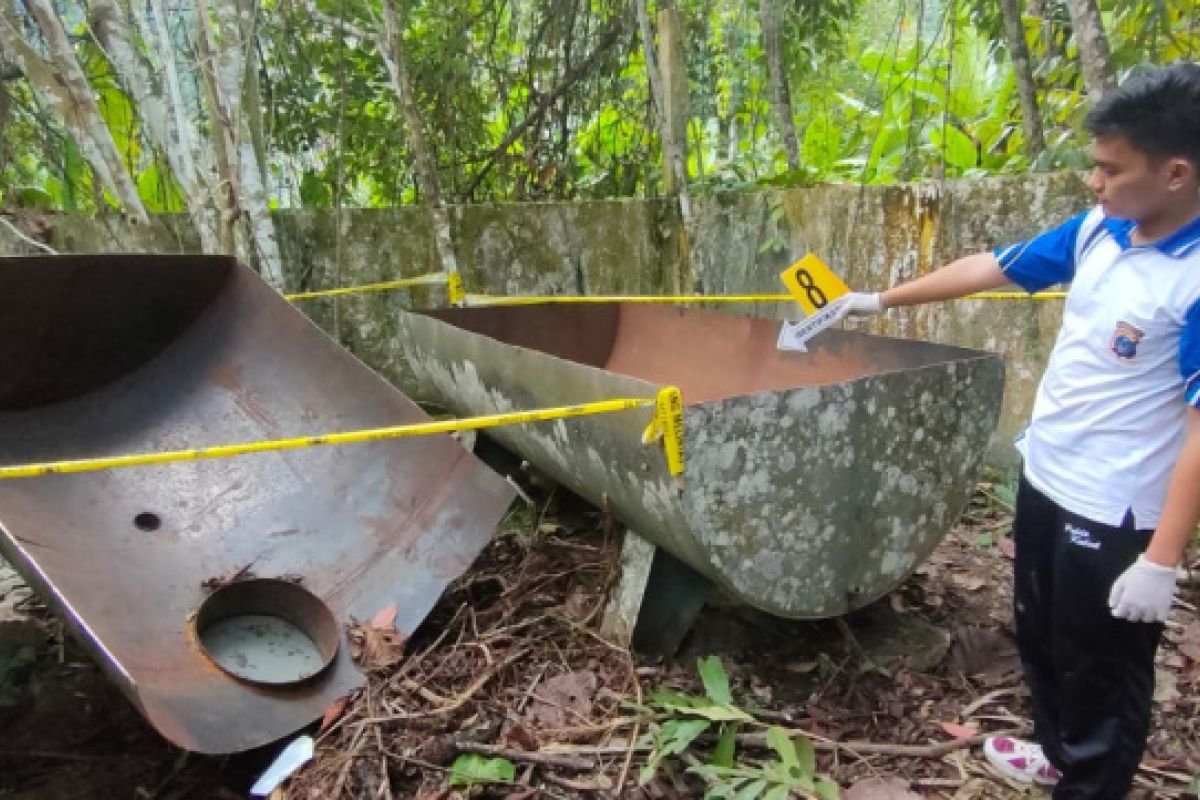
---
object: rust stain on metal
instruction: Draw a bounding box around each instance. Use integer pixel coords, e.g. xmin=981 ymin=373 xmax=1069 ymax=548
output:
xmin=0 ymin=254 xmax=515 ymax=754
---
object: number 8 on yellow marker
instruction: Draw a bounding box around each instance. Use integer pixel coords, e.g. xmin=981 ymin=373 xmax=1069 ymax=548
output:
xmin=780 ymin=254 xmax=850 ymax=316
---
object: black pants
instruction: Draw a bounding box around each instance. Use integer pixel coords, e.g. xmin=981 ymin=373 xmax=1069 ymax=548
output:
xmin=1013 ymin=475 xmax=1164 ymax=799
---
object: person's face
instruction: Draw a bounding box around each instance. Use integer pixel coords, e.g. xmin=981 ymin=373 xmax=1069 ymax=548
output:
xmin=1085 ymin=134 xmax=1195 ymax=222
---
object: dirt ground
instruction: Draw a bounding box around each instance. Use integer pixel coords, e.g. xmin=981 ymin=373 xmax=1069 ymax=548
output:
xmin=1 ymin=482 xmax=1197 ymax=799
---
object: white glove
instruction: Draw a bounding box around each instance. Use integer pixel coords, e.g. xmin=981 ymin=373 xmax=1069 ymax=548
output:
xmin=1108 ymin=555 xmax=1177 ymax=623
xmin=835 ymin=292 xmax=885 ymax=319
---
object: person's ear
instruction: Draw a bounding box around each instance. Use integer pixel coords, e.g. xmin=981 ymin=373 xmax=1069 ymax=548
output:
xmin=1164 ymin=157 xmax=1196 ymax=192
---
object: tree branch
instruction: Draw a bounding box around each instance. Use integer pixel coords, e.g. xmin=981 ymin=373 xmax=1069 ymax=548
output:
xmin=460 ymin=11 xmax=629 ymax=200
xmin=288 ymin=0 xmax=374 ymax=42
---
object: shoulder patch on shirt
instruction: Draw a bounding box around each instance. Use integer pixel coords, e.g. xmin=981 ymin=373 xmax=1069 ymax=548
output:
xmin=1109 ymin=320 xmax=1144 ymax=361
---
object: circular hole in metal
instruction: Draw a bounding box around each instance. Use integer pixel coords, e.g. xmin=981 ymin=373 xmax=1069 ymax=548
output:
xmin=133 ymin=512 xmax=161 ymax=532
xmin=193 ymin=579 xmax=339 ymax=687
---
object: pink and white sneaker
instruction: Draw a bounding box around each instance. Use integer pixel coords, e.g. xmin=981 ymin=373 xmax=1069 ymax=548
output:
xmin=983 ymin=736 xmax=1062 ymax=786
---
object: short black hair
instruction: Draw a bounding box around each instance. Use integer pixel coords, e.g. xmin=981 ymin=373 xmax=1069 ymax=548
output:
xmin=1084 ymin=61 xmax=1200 ymax=169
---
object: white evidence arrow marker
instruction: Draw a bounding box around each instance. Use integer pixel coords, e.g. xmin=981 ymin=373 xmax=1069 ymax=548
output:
xmin=776 ymin=295 xmax=849 ymax=353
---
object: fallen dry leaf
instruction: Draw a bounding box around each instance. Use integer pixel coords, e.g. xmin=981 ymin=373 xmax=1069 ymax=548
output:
xmin=939 ymin=721 xmax=979 ymax=739
xmin=1178 ymin=621 xmax=1200 ymax=662
xmin=1161 ymin=652 xmax=1187 ymax=669
xmin=370 ymin=603 xmax=398 ymax=631
xmin=502 ymin=722 xmax=540 ymax=751
xmin=525 ymin=670 xmax=598 ymax=729
xmin=998 ymin=537 xmax=1016 ymax=559
xmin=955 ymin=575 xmax=986 ymax=592
xmin=1153 ymin=668 xmax=1179 ymax=705
xmin=561 ymin=587 xmax=592 ymax=621
xmin=349 ymin=621 xmax=408 ymax=671
xmin=319 ymin=695 xmax=349 ymax=733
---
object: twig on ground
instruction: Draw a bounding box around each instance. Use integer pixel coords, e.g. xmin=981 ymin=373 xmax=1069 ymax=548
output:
xmin=740 ymin=725 xmax=1034 ymax=759
xmin=454 ymin=742 xmax=593 ymax=771
xmin=959 ymin=687 xmax=1020 ymax=718
xmin=356 ymin=648 xmax=528 ymax=726
xmin=614 ymin=649 xmax=643 ymax=796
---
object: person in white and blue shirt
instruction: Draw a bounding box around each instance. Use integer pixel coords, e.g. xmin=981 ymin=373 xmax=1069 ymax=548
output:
xmin=836 ymin=63 xmax=1200 ymax=798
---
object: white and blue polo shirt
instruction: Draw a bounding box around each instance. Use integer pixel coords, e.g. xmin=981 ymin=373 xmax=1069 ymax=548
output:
xmin=996 ymin=205 xmax=1200 ymax=529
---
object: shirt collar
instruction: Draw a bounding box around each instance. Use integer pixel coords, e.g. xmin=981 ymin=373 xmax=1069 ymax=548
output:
xmin=1101 ymin=216 xmax=1135 ymax=249
xmin=1156 ymin=211 xmax=1200 ymax=257
xmin=1103 ymin=211 xmax=1200 ymax=257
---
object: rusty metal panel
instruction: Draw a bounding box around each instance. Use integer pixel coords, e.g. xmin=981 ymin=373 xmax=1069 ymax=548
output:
xmin=404 ymin=303 xmax=1004 ymax=618
xmin=0 ymin=255 xmax=514 ymax=754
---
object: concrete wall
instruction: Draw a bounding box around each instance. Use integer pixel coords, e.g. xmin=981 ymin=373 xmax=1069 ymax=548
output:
xmin=0 ymin=171 xmax=1093 ymax=462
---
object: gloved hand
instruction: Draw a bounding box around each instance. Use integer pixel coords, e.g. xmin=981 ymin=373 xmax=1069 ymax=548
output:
xmin=834 ymin=292 xmax=885 ymax=320
xmin=1108 ymin=554 xmax=1177 ymax=623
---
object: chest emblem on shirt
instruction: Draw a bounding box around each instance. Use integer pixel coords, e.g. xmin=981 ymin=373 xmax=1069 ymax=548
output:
xmin=1109 ymin=320 xmax=1145 ymax=361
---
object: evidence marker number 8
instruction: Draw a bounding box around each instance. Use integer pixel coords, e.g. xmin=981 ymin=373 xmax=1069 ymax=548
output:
xmin=780 ymin=254 xmax=851 ymax=315
xmin=777 ymin=255 xmax=852 ymax=353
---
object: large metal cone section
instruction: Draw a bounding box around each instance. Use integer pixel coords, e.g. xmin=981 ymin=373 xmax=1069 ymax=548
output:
xmin=0 ymin=255 xmax=514 ymax=753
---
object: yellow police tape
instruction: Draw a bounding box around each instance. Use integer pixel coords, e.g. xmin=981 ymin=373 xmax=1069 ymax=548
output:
xmin=281 ymin=272 xmax=1066 ymax=306
xmin=283 ymin=272 xmax=447 ymax=302
xmin=464 ymin=292 xmax=798 ymax=306
xmin=447 ymin=271 xmax=466 ymax=306
xmin=465 ymin=291 xmax=1066 ymax=305
xmin=0 ymin=388 xmax=685 ymax=481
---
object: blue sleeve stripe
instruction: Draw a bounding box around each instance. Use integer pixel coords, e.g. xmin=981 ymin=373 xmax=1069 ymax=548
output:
xmin=994 ymin=210 xmax=1091 ymax=294
xmin=1181 ymin=298 xmax=1200 ymax=407
xmin=995 ymin=240 xmax=1036 ymax=271
xmin=1185 ymin=370 xmax=1200 ymax=407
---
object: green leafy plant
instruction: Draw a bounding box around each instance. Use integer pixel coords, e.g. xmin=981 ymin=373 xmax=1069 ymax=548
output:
xmin=637 ymin=656 xmax=839 ymax=799
xmin=990 ymin=466 xmax=1020 ymax=511
xmin=690 ymin=726 xmax=839 ymax=800
xmin=447 ymin=753 xmax=516 ymax=787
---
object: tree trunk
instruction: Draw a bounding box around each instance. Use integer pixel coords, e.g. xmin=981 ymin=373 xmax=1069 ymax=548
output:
xmin=759 ymin=0 xmax=800 ymax=173
xmin=194 ymin=0 xmax=242 ymax=258
xmin=0 ymin=0 xmax=149 ymax=223
xmin=225 ymin=1 xmax=282 ymax=287
xmin=195 ymin=0 xmax=284 ymax=288
xmin=380 ymin=0 xmax=460 ymax=285
xmin=238 ymin=0 xmax=269 ymax=187
xmin=998 ymin=0 xmax=1045 ymax=161
xmin=656 ymin=4 xmax=688 ymax=200
xmin=88 ymin=0 xmax=223 ymax=253
xmin=1064 ymin=0 xmax=1115 ymax=102
xmin=634 ymin=0 xmax=663 ymax=119
xmin=655 ymin=4 xmax=694 ymax=295
xmin=141 ymin=0 xmax=210 ymax=199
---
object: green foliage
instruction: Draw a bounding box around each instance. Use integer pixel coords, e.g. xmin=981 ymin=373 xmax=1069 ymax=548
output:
xmin=447 ymin=753 xmax=516 ymax=787
xmin=637 ymin=656 xmax=750 ymax=785
xmin=637 ymin=656 xmax=839 ymax=798
xmin=689 ymin=727 xmax=839 ymax=800
xmin=989 ymin=464 xmax=1020 ymax=512
xmin=1 ymin=0 xmax=1196 ymax=216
